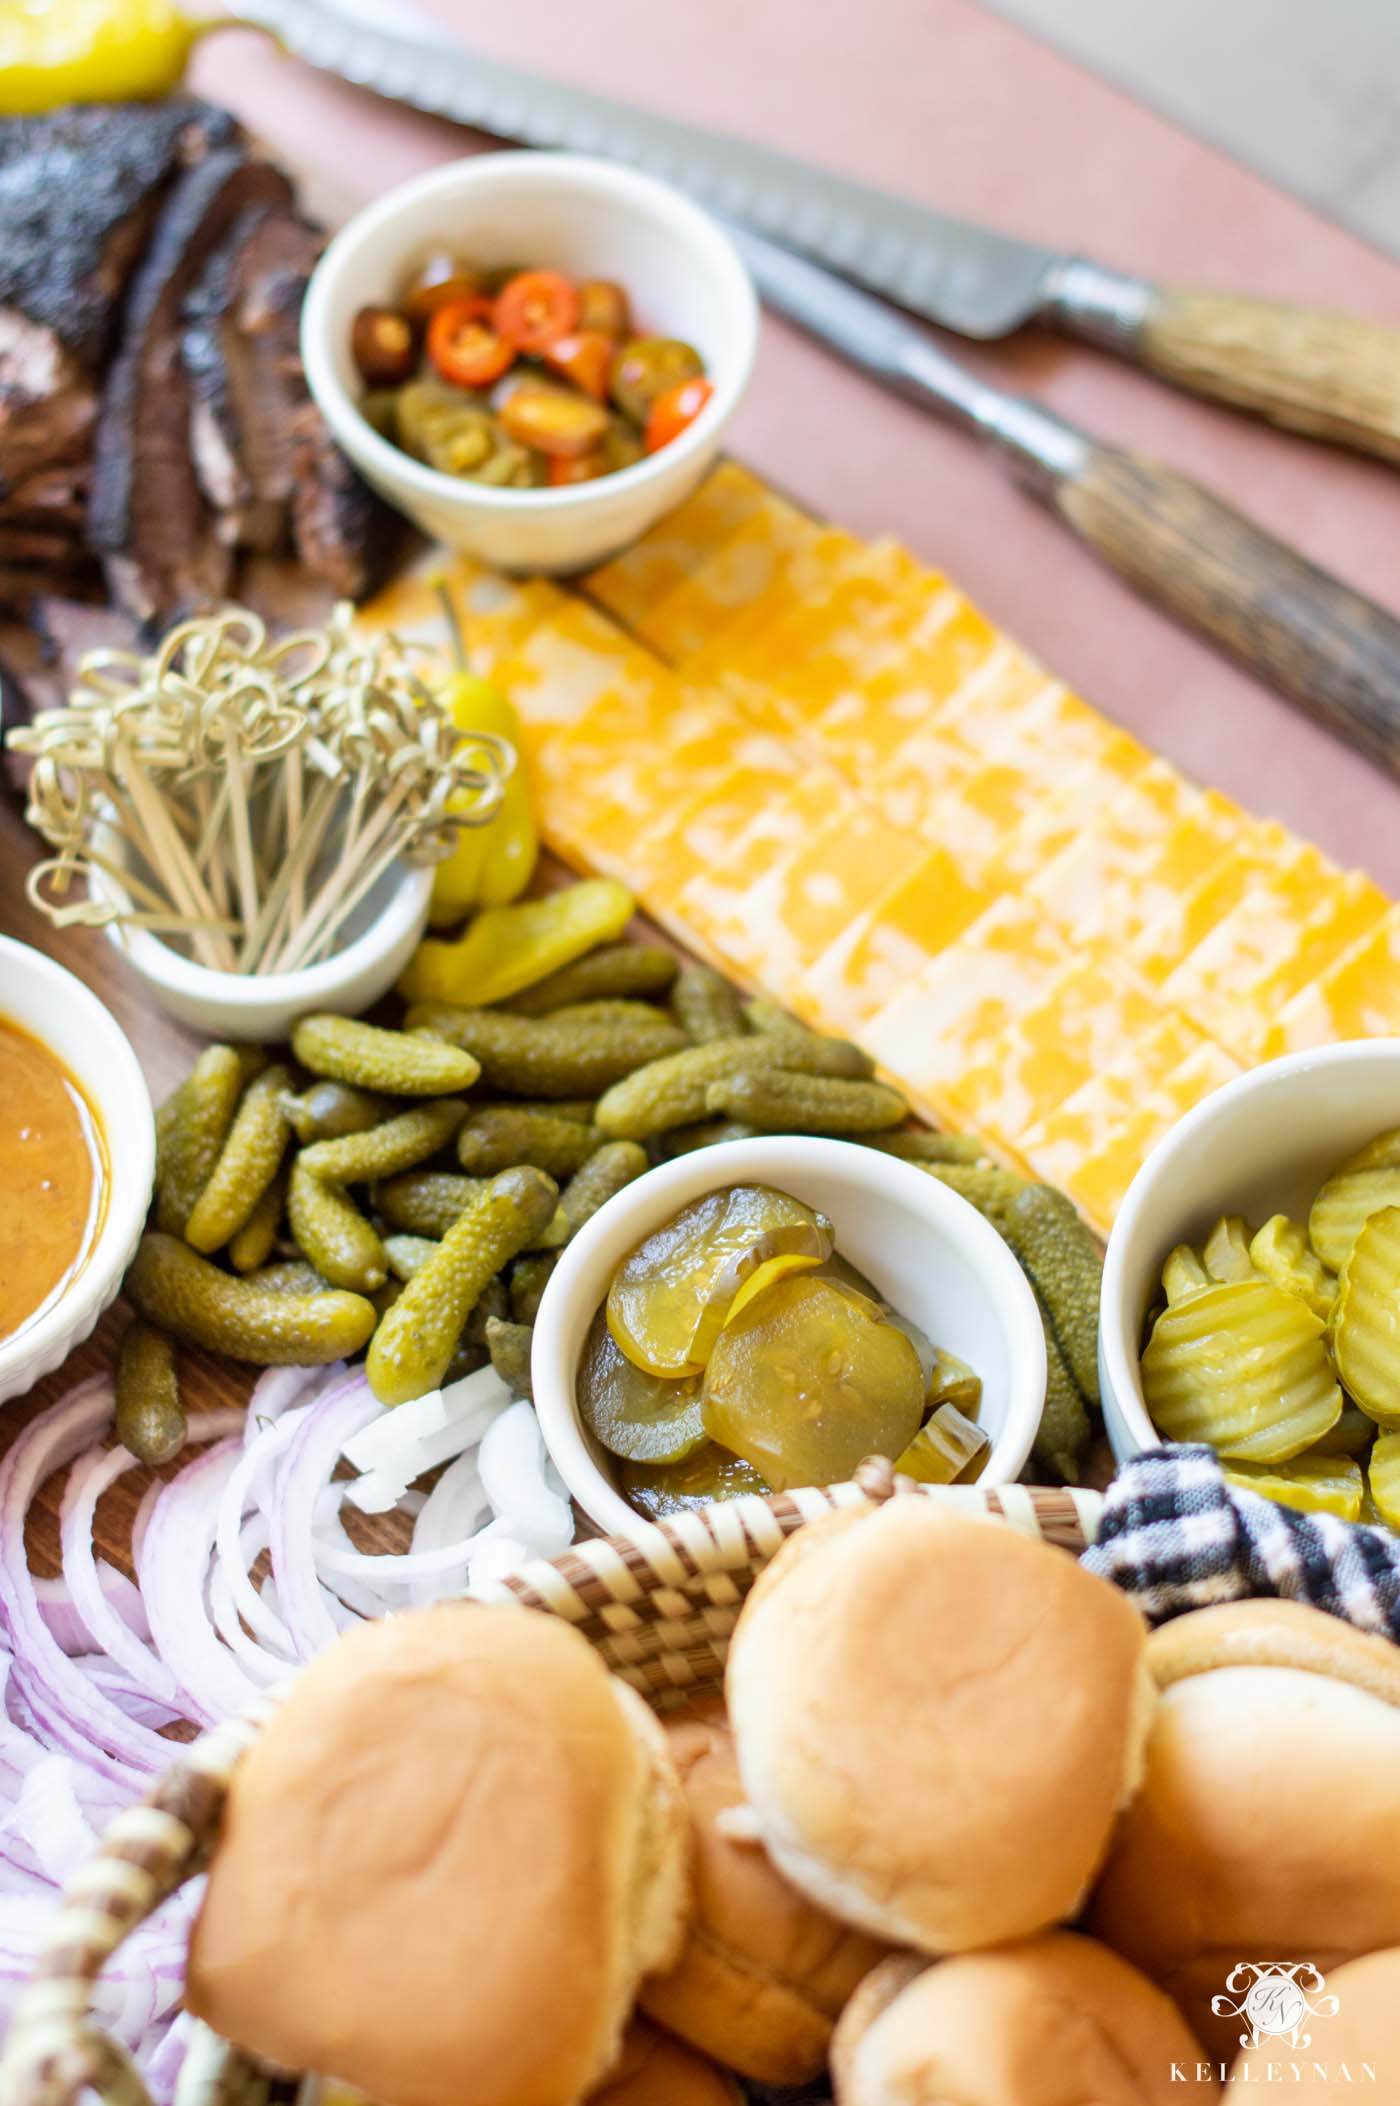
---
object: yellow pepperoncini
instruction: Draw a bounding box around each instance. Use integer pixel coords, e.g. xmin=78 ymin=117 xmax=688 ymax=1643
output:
xmin=428 ymin=583 xmax=539 ymax=925
xmin=0 ymin=0 xmax=240 ymax=114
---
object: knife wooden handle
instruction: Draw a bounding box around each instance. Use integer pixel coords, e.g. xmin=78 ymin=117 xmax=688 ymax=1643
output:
xmin=1053 ymin=446 xmax=1400 ymax=775
xmin=1138 ymin=290 xmax=1400 ymax=464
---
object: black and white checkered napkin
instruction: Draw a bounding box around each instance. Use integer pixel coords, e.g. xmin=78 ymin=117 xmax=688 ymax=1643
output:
xmin=1083 ymin=1442 xmax=1400 ymax=1642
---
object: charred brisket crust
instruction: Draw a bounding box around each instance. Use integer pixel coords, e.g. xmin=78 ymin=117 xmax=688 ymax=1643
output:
xmin=88 ymin=146 xmax=294 ymax=621
xmin=0 ymin=98 xmax=241 ymax=367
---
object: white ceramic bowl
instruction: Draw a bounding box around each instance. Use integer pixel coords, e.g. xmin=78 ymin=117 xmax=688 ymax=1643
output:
xmin=301 ymin=151 xmax=759 ymax=575
xmin=0 ymin=937 xmax=155 ymax=1405
xmin=533 ymin=1135 xmax=1048 ymax=1533
xmin=1100 ymin=1040 xmax=1400 ymax=1461
xmin=96 ymin=858 xmax=433 ymax=1043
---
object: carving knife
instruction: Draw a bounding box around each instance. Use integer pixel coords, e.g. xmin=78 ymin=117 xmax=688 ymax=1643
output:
xmin=236 ymin=0 xmax=1400 ymax=465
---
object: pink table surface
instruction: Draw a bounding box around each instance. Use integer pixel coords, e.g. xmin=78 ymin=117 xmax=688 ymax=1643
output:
xmin=195 ymin=0 xmax=1400 ymax=887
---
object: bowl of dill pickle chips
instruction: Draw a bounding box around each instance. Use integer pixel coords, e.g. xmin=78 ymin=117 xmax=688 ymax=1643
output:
xmin=1101 ymin=1040 xmax=1400 ymax=1528
xmin=533 ymin=1133 xmax=1048 ymax=1533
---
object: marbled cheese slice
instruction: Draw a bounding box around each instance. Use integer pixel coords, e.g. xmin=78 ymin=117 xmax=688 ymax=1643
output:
xmin=635 ymin=500 xmax=830 ymax=665
xmin=357 ymin=562 xmax=567 ymax=675
xmin=582 ymin=462 xmax=769 ymax=628
xmin=672 ymin=771 xmax=852 ymax=942
xmin=1158 ymin=845 xmax=1347 ymax=1047
xmin=1026 ymin=789 xmax=1244 ymax=948
xmin=707 ymin=804 xmax=927 ymax=988
xmin=614 ymin=744 xmax=805 ymax=900
xmin=1037 ymin=1041 xmax=1244 ymax=1235
xmin=981 ymin=751 xmax=1189 ymax=891
xmin=1126 ymin=820 xmax=1310 ymax=985
xmin=1016 ymin=1012 xmax=1206 ymax=1225
xmin=718 ymin=560 xmax=952 ymax=721
xmin=1209 ymin=872 xmax=1390 ymax=1061
xmin=940 ymin=960 xmax=1173 ymax=1160
xmin=529 ymin=683 xmax=748 ymax=851
xmin=794 ymin=848 xmax=998 ymax=1035
xmin=490 ymin=598 xmax=669 ymax=740
xmin=1262 ymin=907 xmax=1400 ymax=1055
xmin=862 ymin=898 xmax=1072 ymax=1118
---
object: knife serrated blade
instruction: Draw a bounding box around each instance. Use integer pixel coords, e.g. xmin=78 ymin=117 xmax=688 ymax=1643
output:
xmin=233 ymin=0 xmax=1065 ymax=338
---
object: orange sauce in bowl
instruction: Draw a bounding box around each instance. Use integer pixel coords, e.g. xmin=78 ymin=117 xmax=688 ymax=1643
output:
xmin=0 ymin=1018 xmax=108 ymax=1347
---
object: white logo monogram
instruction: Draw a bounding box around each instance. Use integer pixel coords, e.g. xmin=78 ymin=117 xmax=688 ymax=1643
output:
xmin=1212 ymin=1962 xmax=1340 ymax=2051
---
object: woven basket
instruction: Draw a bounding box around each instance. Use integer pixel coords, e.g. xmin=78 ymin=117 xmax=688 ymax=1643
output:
xmin=3 ymin=1466 xmax=1103 ymax=2106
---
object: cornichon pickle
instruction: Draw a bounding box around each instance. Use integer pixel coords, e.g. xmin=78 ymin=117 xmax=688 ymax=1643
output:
xmin=457 ymin=1106 xmax=600 ymax=1178
xmin=156 ymin=1044 xmax=258 ymax=1236
xmin=704 ymin=1069 xmax=907 ymax=1135
xmin=1250 ymin=1215 xmax=1336 ymax=1320
xmin=282 ymin=1081 xmax=393 ymax=1146
xmin=1142 ymin=1280 xmax=1342 ymax=1460
xmin=463 ymin=1272 xmax=509 ymax=1351
xmin=929 ymin=1163 xmax=1102 ymax=1426
xmin=183 ymin=1064 xmax=293 ymax=1255
xmin=485 ymin=1316 xmax=534 ymax=1401
xmin=298 ymin=1101 xmax=467 ymax=1184
xmin=741 ymin=1001 xmax=876 ymax=1077
xmin=126 ymin=1233 xmax=377 ymax=1365
xmin=377 ymin=1169 xmax=485 ymax=1238
xmin=249 ymin=1259 xmax=329 ymax=1296
xmin=595 ymin=1035 xmax=871 ymax=1141
xmin=557 ymin=1140 xmax=649 ymax=1238
xmin=894 ymin=1403 xmax=989 ymax=1486
xmin=1037 ymin=1329 xmax=1092 ymax=1485
xmin=656 ymin=1120 xmax=762 ymax=1158
xmin=1202 ymin=1216 xmax=1258 ymax=1284
xmin=621 ymin=1443 xmax=771 ymax=1520
xmin=671 ymin=965 xmax=747 ymax=1043
xmin=291 ymin=1015 xmax=479 ymax=1096
xmin=577 ymin=1307 xmax=706 ymax=1464
xmin=506 ymin=943 xmax=678 ymax=1014
xmin=510 ymin=1250 xmax=557 ymax=1324
xmin=287 ymin=1159 xmax=387 ymax=1293
xmin=227 ymin=1165 xmax=288 ymax=1275
xmin=607 ymin=1184 xmax=834 ymax=1377
xmin=863 ymin=1129 xmax=986 ymax=1165
xmin=406 ymin=1000 xmax=685 ymax=1096
xmin=382 ymin=1232 xmax=438 ymax=1282
xmin=701 ymin=1274 xmax=925 ymax=1492
xmin=366 ymin=1166 xmax=559 ymax=1405
xmin=115 ymin=1320 xmax=187 ymax=1466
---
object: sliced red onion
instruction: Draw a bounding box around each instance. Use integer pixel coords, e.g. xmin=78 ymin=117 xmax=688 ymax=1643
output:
xmin=243 ymin=1364 xmax=338 ymax=1445
xmin=136 ymin=1440 xmax=266 ymax=1729
xmin=477 ymin=1401 xmax=573 ymax=1553
xmin=0 ymin=1382 xmax=169 ymax=1779
xmin=33 ymin=1562 xmax=147 ymax=1657
xmin=214 ymin=1408 xmax=311 ymax=1654
xmin=268 ymin=1374 xmax=380 ymax=1661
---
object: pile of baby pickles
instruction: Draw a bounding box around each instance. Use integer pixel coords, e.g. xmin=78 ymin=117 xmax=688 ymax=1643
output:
xmin=121 ymin=880 xmax=1103 ymax=1493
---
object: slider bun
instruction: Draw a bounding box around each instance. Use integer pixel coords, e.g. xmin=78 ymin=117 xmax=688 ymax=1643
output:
xmin=589 ymin=2020 xmax=744 ymax=2105
xmin=1228 ymin=1948 xmax=1400 ymax=2097
xmin=832 ymin=1933 xmax=1215 ymax=2104
xmin=1090 ymin=1600 xmax=1400 ymax=2060
xmin=641 ymin=1694 xmax=889 ymax=2084
xmin=725 ymin=1500 xmax=1153 ymax=1952
xmin=186 ymin=1605 xmax=689 ymax=2106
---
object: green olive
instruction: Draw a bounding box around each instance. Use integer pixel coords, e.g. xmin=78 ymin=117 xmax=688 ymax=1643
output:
xmin=609 ymin=337 xmax=704 ymax=424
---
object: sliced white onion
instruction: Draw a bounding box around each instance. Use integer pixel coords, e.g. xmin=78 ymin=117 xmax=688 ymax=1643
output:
xmin=136 ymin=1440 xmax=265 ymax=1730
xmin=478 ymin=1401 xmax=574 ymax=1551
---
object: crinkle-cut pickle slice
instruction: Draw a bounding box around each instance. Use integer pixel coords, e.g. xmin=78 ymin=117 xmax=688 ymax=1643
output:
xmin=1333 ymin=1205 xmax=1400 ymax=1428
xmin=606 ymin=1184 xmax=834 ymax=1378
xmin=1202 ymin=1215 xmax=1257 ymax=1284
xmin=577 ymin=1308 xmax=706 ymax=1465
xmin=1249 ymin=1214 xmax=1336 ymax=1321
xmin=1368 ymin=1429 xmax=1400 ymax=1530
xmin=1309 ymin=1157 xmax=1400 ymax=1273
xmin=701 ymin=1272 xmax=924 ymax=1492
xmin=925 ymin=1347 xmax=982 ymax=1418
xmin=1161 ymin=1245 xmax=1211 ymax=1305
xmin=1141 ymin=1279 xmax=1342 ymax=1462
xmin=1222 ymin=1454 xmax=1363 ymax=1522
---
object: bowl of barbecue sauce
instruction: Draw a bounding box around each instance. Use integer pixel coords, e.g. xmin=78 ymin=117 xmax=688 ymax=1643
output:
xmin=0 ymin=938 xmax=154 ymax=1404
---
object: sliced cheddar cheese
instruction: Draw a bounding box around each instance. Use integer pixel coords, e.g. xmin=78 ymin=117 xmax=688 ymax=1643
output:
xmin=794 ymin=848 xmax=997 ymax=1036
xmin=1016 ymin=1012 xmax=1205 ymax=1222
xmin=672 ymin=770 xmax=853 ymax=943
xmin=1127 ymin=821 xmax=1312 ymax=985
xmin=1158 ymin=844 xmax=1345 ymax=1048
xmin=582 ymin=461 xmax=769 ymax=629
xmin=636 ymin=500 xmax=829 ymax=666
xmin=1262 ymin=906 xmax=1400 ymax=1055
xmin=1026 ymin=789 xmax=1244 ymax=950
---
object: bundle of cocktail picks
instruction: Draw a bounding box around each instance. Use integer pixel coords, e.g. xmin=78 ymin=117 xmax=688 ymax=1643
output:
xmin=14 ymin=603 xmax=510 ymax=975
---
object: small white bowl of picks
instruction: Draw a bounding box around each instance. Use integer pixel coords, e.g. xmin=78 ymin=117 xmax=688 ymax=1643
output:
xmin=12 ymin=604 xmax=508 ymax=1041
